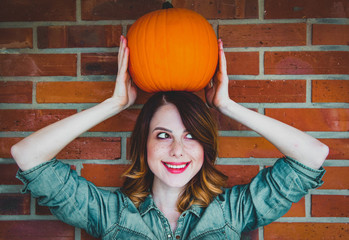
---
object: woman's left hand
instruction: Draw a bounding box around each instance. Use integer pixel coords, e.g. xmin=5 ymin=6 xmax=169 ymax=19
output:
xmin=205 ymin=39 xmax=231 ymax=111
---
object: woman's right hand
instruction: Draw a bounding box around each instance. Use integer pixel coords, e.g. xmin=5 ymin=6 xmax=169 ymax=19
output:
xmin=111 ymin=35 xmax=137 ymax=110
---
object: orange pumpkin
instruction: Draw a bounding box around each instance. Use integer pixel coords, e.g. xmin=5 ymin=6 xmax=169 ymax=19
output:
xmin=127 ymin=6 xmax=218 ymax=93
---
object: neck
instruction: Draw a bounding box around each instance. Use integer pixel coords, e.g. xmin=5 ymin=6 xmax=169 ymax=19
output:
xmin=152 ymin=180 xmax=183 ymax=212
xmin=151 ymin=180 xmax=183 ymax=232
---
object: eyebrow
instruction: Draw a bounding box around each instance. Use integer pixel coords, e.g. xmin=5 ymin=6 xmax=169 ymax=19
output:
xmin=152 ymin=127 xmax=190 ymax=134
xmin=152 ymin=127 xmax=172 ymax=133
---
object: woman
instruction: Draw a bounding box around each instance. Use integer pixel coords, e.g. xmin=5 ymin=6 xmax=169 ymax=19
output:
xmin=11 ymin=36 xmax=329 ymax=239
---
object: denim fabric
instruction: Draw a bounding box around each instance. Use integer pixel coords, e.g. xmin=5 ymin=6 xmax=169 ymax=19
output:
xmin=16 ymin=157 xmax=325 ymax=239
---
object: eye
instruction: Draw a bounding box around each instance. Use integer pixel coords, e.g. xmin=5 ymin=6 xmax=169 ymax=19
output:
xmin=157 ymin=132 xmax=170 ymax=139
xmin=185 ymin=133 xmax=194 ymax=139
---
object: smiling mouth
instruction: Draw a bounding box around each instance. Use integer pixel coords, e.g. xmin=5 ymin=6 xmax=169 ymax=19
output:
xmin=162 ymin=162 xmax=190 ymax=174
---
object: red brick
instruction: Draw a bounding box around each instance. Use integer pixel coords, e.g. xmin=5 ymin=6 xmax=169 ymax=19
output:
xmin=90 ymin=109 xmax=140 ymax=132
xmin=265 ymin=108 xmax=349 ymax=131
xmin=0 ymin=81 xmax=32 ymax=103
xmin=312 ymin=80 xmax=349 ymax=103
xmin=282 ymin=197 xmax=305 ymax=217
xmin=227 ymin=80 xmax=306 ymax=103
xmin=313 ymin=24 xmax=349 ymax=45
xmin=0 ymin=109 xmax=76 ymax=132
xmin=0 ymin=54 xmax=77 ymax=76
xmin=81 ymin=230 xmax=99 ymax=240
xmin=226 ymin=52 xmax=259 ymax=75
xmin=81 ymin=53 xmax=118 ymax=75
xmin=0 ymin=28 xmax=33 ymax=49
xmin=81 ymin=164 xmax=129 ymax=187
xmin=321 ymin=138 xmax=349 ymax=160
xmin=320 ymin=166 xmax=349 ymax=190
xmin=264 ymin=0 xmax=349 ymax=19
xmin=0 ymin=220 xmax=75 ymax=239
xmin=35 ymin=202 xmax=52 ymax=215
xmin=57 ymin=137 xmax=121 ymax=160
xmin=172 ymin=0 xmax=259 ymax=19
xmin=134 ymin=90 xmax=154 ymax=105
xmin=0 ymin=0 xmax=76 ymax=21
xmin=82 ymin=0 xmax=164 ymax=20
xmin=264 ymin=222 xmax=349 ymax=239
xmin=36 ymin=81 xmax=114 ymax=103
xmin=312 ymin=195 xmax=349 ymax=217
xmin=241 ymin=228 xmax=259 ymax=240
xmin=38 ymin=25 xmax=122 ymax=48
xmin=0 ymin=164 xmax=21 ymax=185
xmin=215 ymin=165 xmax=259 ymax=187
xmin=0 ymin=194 xmax=30 ymax=215
xmin=264 ymin=51 xmax=349 ymax=75
xmin=219 ymin=23 xmax=306 ymax=47
xmin=218 ymin=137 xmax=282 ymax=158
xmin=0 ymin=137 xmax=22 ymax=158
xmin=211 ymin=108 xmax=255 ymax=131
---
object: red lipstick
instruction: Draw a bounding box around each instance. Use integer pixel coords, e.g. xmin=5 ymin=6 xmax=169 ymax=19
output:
xmin=162 ymin=161 xmax=190 ymax=174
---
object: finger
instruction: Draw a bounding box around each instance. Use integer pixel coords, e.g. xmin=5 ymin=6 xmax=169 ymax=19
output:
xmin=118 ymin=36 xmax=125 ymax=68
xmin=218 ymin=39 xmax=227 ymax=75
xmin=119 ymin=46 xmax=129 ymax=74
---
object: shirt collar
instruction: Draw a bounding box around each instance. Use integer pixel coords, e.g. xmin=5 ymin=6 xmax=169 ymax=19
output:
xmin=138 ymin=194 xmax=204 ymax=218
xmin=138 ymin=194 xmax=156 ymax=217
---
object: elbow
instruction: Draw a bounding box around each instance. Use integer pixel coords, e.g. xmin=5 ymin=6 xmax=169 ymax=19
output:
xmin=313 ymin=142 xmax=329 ymax=169
xmin=11 ymin=144 xmax=20 ymax=162
xmin=11 ymin=142 xmax=29 ymax=170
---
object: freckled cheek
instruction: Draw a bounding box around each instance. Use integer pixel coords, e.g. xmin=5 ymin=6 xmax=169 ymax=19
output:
xmin=147 ymin=142 xmax=169 ymax=160
xmin=184 ymin=143 xmax=204 ymax=162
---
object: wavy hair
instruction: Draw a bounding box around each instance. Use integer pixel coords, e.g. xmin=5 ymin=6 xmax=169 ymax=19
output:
xmin=121 ymin=91 xmax=227 ymax=212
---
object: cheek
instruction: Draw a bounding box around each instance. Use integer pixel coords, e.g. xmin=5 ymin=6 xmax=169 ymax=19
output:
xmin=147 ymin=141 xmax=167 ymax=162
xmin=186 ymin=143 xmax=204 ymax=163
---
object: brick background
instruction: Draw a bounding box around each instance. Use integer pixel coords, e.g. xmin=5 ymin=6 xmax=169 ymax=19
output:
xmin=1 ymin=0 xmax=348 ymax=240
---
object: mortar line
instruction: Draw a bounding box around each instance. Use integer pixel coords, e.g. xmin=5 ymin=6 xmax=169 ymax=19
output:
xmin=306 ymin=19 xmax=313 ymax=46
xmin=30 ymin=195 xmax=36 ymax=216
xmin=121 ymin=136 xmax=128 ymax=161
xmin=76 ymin=0 xmax=82 ymax=22
xmin=305 ymin=194 xmax=312 ymax=218
xmin=306 ymin=78 xmax=312 ymax=103
xmin=259 ymin=49 xmax=265 ymax=77
xmin=77 ymin=52 xmax=82 ymax=79
xmin=1 ymin=18 xmax=348 ymax=28
xmin=259 ymin=226 xmax=264 ymax=240
xmin=32 ymin=81 xmax=37 ymax=105
xmin=3 ymin=45 xmax=349 ymax=54
xmin=259 ymin=0 xmax=265 ymax=21
xmin=75 ymin=228 xmax=81 ymax=240
xmin=32 ymin=25 xmax=38 ymax=50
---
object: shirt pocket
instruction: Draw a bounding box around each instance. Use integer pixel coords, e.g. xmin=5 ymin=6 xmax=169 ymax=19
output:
xmin=110 ymin=226 xmax=154 ymax=240
xmin=190 ymin=227 xmax=239 ymax=240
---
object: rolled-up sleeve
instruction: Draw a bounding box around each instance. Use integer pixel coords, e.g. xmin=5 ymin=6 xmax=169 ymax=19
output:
xmin=16 ymin=158 xmax=121 ymax=238
xmin=222 ymin=156 xmax=325 ymax=233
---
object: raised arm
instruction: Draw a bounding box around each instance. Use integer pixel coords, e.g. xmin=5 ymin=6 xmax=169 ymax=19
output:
xmin=11 ymin=36 xmax=137 ymax=171
xmin=206 ymin=39 xmax=328 ymax=169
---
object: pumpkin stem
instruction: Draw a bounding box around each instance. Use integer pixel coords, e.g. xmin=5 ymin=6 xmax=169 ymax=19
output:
xmin=162 ymin=1 xmax=173 ymax=9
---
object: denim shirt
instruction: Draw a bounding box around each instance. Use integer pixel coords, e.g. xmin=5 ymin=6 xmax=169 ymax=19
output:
xmin=16 ymin=157 xmax=325 ymax=239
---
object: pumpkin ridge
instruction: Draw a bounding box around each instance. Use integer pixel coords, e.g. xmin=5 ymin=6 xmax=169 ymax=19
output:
xmin=143 ymin=13 xmax=159 ymax=92
xmin=129 ymin=17 xmax=148 ymax=91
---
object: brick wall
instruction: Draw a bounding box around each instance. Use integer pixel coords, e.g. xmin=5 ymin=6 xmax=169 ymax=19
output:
xmin=0 ymin=0 xmax=348 ymax=239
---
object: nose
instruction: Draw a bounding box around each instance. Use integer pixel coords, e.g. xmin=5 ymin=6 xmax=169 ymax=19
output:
xmin=170 ymin=140 xmax=183 ymax=158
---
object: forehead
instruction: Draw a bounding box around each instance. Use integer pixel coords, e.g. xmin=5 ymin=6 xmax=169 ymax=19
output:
xmin=149 ymin=103 xmax=185 ymax=130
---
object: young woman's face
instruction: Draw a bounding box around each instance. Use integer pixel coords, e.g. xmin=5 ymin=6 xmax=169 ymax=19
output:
xmin=147 ymin=103 xmax=204 ymax=189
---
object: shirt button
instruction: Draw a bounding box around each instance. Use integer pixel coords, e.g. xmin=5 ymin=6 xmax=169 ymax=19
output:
xmin=167 ymin=234 xmax=171 ymax=238
xmin=176 ymin=236 xmax=180 ymax=239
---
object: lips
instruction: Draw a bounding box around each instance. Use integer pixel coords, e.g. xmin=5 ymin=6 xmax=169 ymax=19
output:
xmin=162 ymin=161 xmax=190 ymax=174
